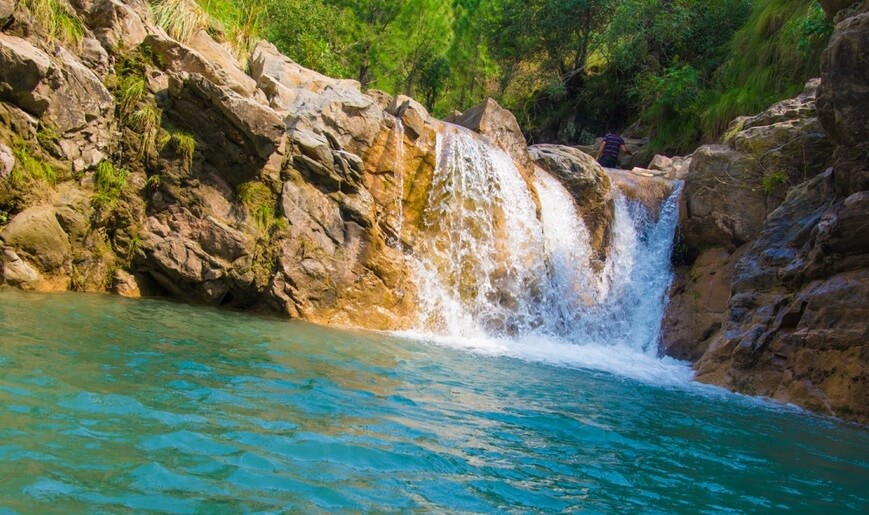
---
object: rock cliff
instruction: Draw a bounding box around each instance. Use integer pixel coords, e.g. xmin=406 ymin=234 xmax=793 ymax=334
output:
xmin=0 ymin=1 xmax=619 ymax=332
xmin=665 ymin=1 xmax=868 ymax=423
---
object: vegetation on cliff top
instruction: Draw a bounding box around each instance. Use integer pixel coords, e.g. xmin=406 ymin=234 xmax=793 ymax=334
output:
xmin=174 ymin=0 xmax=830 ymax=153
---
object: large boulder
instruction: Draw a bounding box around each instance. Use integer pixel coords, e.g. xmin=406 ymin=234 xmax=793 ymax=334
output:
xmin=0 ymin=206 xmax=71 ymax=271
xmin=606 ymin=168 xmax=676 ymax=217
xmin=86 ymin=0 xmax=151 ymax=52
xmin=0 ymin=35 xmax=113 ymax=133
xmin=681 ymin=145 xmax=771 ymax=249
xmin=529 ymin=144 xmax=614 ymax=263
xmin=48 ymin=48 xmax=115 ymax=134
xmin=0 ymin=0 xmax=13 ymax=24
xmin=250 ymin=41 xmax=387 ymax=156
xmin=0 ymin=34 xmax=54 ymax=117
xmin=449 ymin=98 xmax=534 ymax=177
xmin=143 ymin=32 xmax=260 ymax=98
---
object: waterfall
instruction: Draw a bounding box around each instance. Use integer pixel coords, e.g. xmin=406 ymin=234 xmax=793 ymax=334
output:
xmin=404 ymin=126 xmax=690 ymax=383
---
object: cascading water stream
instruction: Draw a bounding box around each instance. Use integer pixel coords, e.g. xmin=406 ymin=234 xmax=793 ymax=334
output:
xmin=403 ymin=125 xmax=689 ymax=382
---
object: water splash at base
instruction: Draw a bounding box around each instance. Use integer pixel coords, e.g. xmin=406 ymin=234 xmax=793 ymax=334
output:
xmin=404 ymin=127 xmax=689 ymax=384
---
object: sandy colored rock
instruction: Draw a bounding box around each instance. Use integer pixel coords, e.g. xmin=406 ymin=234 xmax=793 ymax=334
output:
xmin=0 ymin=33 xmax=54 ymax=117
xmin=661 ymin=246 xmax=747 ymax=361
xmin=0 ymin=0 xmax=13 ymax=23
xmin=450 ymin=98 xmax=534 ymax=176
xmin=113 ymin=269 xmax=141 ymax=297
xmin=0 ymin=141 xmax=13 ymax=180
xmin=0 ymin=206 xmax=71 ymax=271
xmin=144 ymin=32 xmax=258 ymax=98
xmin=86 ymin=0 xmax=151 ymax=51
xmin=0 ymin=248 xmax=41 ymax=288
xmin=608 ymin=168 xmax=675 ymax=216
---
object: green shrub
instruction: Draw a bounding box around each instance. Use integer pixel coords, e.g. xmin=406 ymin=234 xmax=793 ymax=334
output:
xmin=93 ymin=160 xmax=130 ymax=208
xmin=236 ymin=181 xmax=280 ymax=232
xmin=10 ymin=141 xmax=57 ymax=187
xmin=117 ymin=75 xmax=147 ymax=118
xmin=129 ymin=105 xmax=162 ymax=156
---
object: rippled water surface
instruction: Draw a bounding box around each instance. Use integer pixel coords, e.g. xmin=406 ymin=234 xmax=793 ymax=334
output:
xmin=0 ymin=290 xmax=866 ymax=513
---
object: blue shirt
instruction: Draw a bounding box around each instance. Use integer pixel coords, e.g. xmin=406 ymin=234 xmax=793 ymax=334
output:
xmin=601 ymin=133 xmax=625 ymax=158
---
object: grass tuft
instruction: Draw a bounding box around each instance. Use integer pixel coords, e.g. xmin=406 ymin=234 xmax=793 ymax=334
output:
xmin=129 ymin=105 xmax=162 ymax=156
xmin=92 ymin=160 xmax=130 ymax=209
xmin=10 ymin=140 xmax=57 ymax=187
xmin=150 ymin=0 xmax=209 ymax=43
xmin=159 ymin=131 xmax=197 ymax=170
xmin=24 ymin=0 xmax=85 ymax=50
xmin=236 ymin=181 xmax=280 ymax=232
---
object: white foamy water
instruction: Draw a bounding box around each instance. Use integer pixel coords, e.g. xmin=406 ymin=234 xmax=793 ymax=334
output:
xmin=405 ymin=126 xmax=691 ymax=385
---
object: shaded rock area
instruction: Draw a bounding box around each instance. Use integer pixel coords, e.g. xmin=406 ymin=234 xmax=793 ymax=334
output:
xmin=665 ymin=1 xmax=869 ymax=423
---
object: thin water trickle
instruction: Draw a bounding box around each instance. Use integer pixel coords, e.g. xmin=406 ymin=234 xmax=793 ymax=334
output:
xmin=390 ymin=117 xmax=406 ymax=249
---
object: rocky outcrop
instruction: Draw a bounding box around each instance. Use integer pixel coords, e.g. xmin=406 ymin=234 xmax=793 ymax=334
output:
xmin=694 ymin=171 xmax=868 ymax=422
xmin=668 ymin=1 xmax=869 ymax=423
xmin=0 ymin=0 xmax=455 ymax=330
xmin=817 ymin=3 xmax=869 ymax=158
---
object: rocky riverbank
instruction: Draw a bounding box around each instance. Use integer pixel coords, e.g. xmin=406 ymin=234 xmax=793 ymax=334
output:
xmin=663 ymin=0 xmax=868 ymax=424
